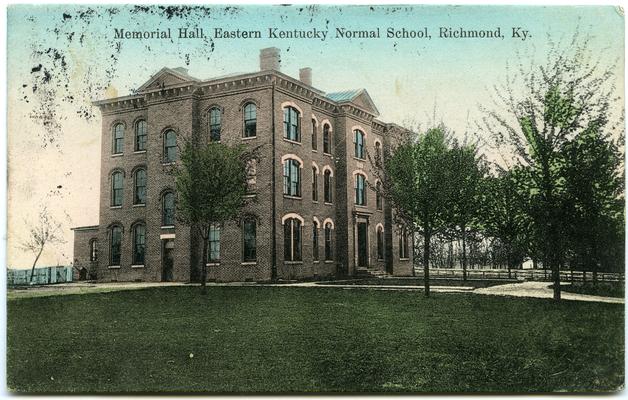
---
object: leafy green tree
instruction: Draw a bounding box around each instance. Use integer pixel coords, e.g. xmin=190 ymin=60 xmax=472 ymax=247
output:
xmin=481 ymin=35 xmax=619 ymax=300
xmin=445 ymin=140 xmax=486 ymax=280
xmin=380 ymin=126 xmax=451 ymax=297
xmin=481 ymin=167 xmax=532 ymax=278
xmin=174 ymin=140 xmax=256 ymax=293
xmin=561 ymin=126 xmax=624 ymax=282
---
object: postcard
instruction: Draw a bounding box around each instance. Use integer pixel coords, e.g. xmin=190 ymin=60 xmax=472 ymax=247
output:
xmin=5 ymin=4 xmax=624 ymax=394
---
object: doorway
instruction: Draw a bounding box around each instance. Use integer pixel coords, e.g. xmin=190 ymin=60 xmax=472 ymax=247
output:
xmin=357 ymin=222 xmax=368 ymax=268
xmin=162 ymin=239 xmax=174 ymax=282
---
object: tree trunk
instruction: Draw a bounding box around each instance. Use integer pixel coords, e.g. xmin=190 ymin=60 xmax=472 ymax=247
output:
xmin=29 ymin=246 xmax=45 ymax=284
xmin=461 ymin=225 xmax=467 ymax=281
xmin=423 ymin=232 xmax=431 ymax=297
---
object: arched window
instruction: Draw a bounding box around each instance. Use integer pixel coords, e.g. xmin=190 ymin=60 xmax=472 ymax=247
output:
xmin=284 ymin=218 xmax=302 ymax=261
xmin=324 ymin=170 xmax=333 ymax=203
xmin=163 ymin=130 xmax=177 ymax=162
xmin=243 ymin=217 xmax=257 ymax=262
xmin=355 ymin=173 xmax=367 ymax=206
xmin=283 ymin=106 xmax=300 ymax=142
xmin=132 ymin=223 xmax=146 ymax=265
xmin=376 ymin=181 xmax=382 ymax=210
xmin=135 ymin=120 xmax=147 ymax=152
xmin=111 ymin=171 xmax=123 ymax=206
xmin=162 ymin=191 xmax=175 ymax=226
xmin=312 ymin=166 xmax=318 ymax=202
xmin=399 ymin=226 xmax=409 ymax=259
xmin=109 ymin=225 xmax=122 ymax=266
xmin=209 ymin=107 xmax=221 ymax=141
xmin=354 ymin=129 xmax=365 ymax=159
xmin=311 ymin=119 xmax=318 ymax=150
xmin=246 ymin=159 xmax=257 ymax=193
xmin=208 ymin=224 xmax=220 ymax=262
xmin=312 ymin=219 xmax=319 ymax=261
xmin=324 ymin=222 xmax=333 ymax=261
xmin=323 ymin=124 xmax=331 ymax=154
xmin=375 ymin=141 xmax=382 ymax=164
xmin=283 ymin=158 xmax=301 ymax=197
xmin=112 ymin=123 xmax=124 ymax=154
xmin=377 ymin=226 xmax=384 ymax=261
xmin=134 ymin=168 xmax=147 ymax=205
xmin=243 ymin=103 xmax=256 ymax=138
xmin=89 ymin=239 xmax=98 ymax=261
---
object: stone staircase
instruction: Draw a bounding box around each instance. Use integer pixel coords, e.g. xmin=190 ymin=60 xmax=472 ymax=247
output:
xmin=356 ymin=267 xmax=390 ymax=279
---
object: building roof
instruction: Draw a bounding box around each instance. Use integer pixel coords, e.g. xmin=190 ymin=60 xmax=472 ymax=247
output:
xmin=325 ymin=89 xmax=364 ymax=103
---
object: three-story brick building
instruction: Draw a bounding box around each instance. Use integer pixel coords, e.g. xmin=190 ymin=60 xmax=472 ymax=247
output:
xmin=72 ymin=48 xmax=413 ymax=282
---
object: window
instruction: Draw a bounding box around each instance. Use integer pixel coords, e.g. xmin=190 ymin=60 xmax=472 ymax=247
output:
xmin=246 ymin=159 xmax=257 ymax=193
xmin=89 ymin=239 xmax=98 ymax=261
xmin=162 ymin=191 xmax=175 ymax=226
xmin=134 ymin=168 xmax=146 ymax=205
xmin=163 ymin=130 xmax=177 ymax=162
xmin=112 ymin=123 xmax=124 ymax=154
xmin=375 ymin=141 xmax=382 ymax=164
xmin=377 ymin=226 xmax=384 ymax=260
xmin=311 ymin=119 xmax=317 ymax=150
xmin=376 ymin=181 xmax=382 ymax=210
xmin=323 ymin=124 xmax=331 ymax=154
xmin=284 ymin=218 xmax=302 ymax=261
xmin=110 ymin=225 xmax=122 ymax=265
xmin=208 ymin=224 xmax=220 ymax=262
xmin=243 ymin=217 xmax=257 ymax=262
xmin=312 ymin=220 xmax=319 ymax=261
xmin=244 ymin=103 xmax=256 ymax=138
xmin=312 ymin=167 xmax=318 ymax=202
xmin=209 ymin=107 xmax=221 ymax=141
xmin=283 ymin=106 xmax=300 ymax=142
xmin=283 ymin=158 xmax=301 ymax=197
xmin=111 ymin=171 xmax=123 ymax=206
xmin=399 ymin=226 xmax=409 ymax=259
xmin=135 ymin=120 xmax=147 ymax=152
xmin=324 ymin=222 xmax=333 ymax=261
xmin=354 ymin=129 xmax=365 ymax=159
xmin=355 ymin=174 xmax=367 ymax=206
xmin=324 ymin=170 xmax=333 ymax=203
xmin=133 ymin=223 xmax=146 ymax=265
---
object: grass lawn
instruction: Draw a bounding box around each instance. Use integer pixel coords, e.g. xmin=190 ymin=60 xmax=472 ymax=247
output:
xmin=555 ymin=282 xmax=625 ymax=298
xmin=7 ymin=286 xmax=624 ymax=393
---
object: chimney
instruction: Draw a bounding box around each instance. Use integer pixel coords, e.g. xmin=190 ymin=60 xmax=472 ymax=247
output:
xmin=260 ymin=47 xmax=281 ymax=71
xmin=299 ymin=67 xmax=312 ymax=86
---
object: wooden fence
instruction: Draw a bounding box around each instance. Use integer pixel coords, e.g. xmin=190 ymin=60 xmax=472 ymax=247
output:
xmin=414 ymin=267 xmax=624 ymax=282
xmin=7 ymin=266 xmax=74 ymax=286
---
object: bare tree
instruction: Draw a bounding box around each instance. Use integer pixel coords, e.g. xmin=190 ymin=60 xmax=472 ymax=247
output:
xmin=20 ymin=206 xmax=65 ymax=283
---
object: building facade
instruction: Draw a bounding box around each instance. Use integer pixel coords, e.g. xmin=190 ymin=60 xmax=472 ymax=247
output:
xmin=72 ymin=48 xmax=413 ymax=282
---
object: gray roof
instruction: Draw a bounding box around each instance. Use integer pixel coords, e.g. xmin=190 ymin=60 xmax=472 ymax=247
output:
xmin=325 ymin=89 xmax=363 ymax=102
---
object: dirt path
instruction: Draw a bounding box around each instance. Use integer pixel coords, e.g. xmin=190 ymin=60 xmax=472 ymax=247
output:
xmin=8 ymin=280 xmax=624 ymax=304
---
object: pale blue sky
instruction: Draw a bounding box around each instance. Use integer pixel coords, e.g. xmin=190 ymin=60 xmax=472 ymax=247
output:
xmin=6 ymin=5 xmax=624 ymax=267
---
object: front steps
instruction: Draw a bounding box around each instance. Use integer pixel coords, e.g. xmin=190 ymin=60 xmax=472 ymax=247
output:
xmin=356 ymin=267 xmax=390 ymax=279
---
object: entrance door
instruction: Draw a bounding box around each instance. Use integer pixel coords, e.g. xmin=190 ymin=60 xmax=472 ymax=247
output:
xmin=162 ymin=239 xmax=174 ymax=282
xmin=357 ymin=222 xmax=368 ymax=268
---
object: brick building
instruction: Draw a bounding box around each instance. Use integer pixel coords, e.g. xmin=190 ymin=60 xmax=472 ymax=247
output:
xmin=72 ymin=48 xmax=413 ymax=282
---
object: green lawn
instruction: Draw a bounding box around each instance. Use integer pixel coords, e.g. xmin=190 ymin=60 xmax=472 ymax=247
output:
xmin=7 ymin=286 xmax=624 ymax=393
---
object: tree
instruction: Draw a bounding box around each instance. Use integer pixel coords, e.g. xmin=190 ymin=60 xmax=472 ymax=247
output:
xmin=481 ymin=167 xmax=531 ymax=279
xmin=379 ymin=126 xmax=452 ymax=297
xmin=481 ymin=34 xmax=620 ymax=300
xmin=174 ymin=140 xmax=257 ymax=293
xmin=561 ymin=125 xmax=624 ymax=282
xmin=445 ymin=139 xmax=486 ymax=280
xmin=20 ymin=206 xmax=65 ymax=284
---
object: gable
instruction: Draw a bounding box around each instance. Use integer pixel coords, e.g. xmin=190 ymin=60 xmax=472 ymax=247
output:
xmin=136 ymin=68 xmax=194 ymax=92
xmin=351 ymin=90 xmax=380 ymax=116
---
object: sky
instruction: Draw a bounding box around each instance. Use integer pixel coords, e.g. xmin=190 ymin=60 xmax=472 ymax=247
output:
xmin=5 ymin=4 xmax=624 ymax=268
